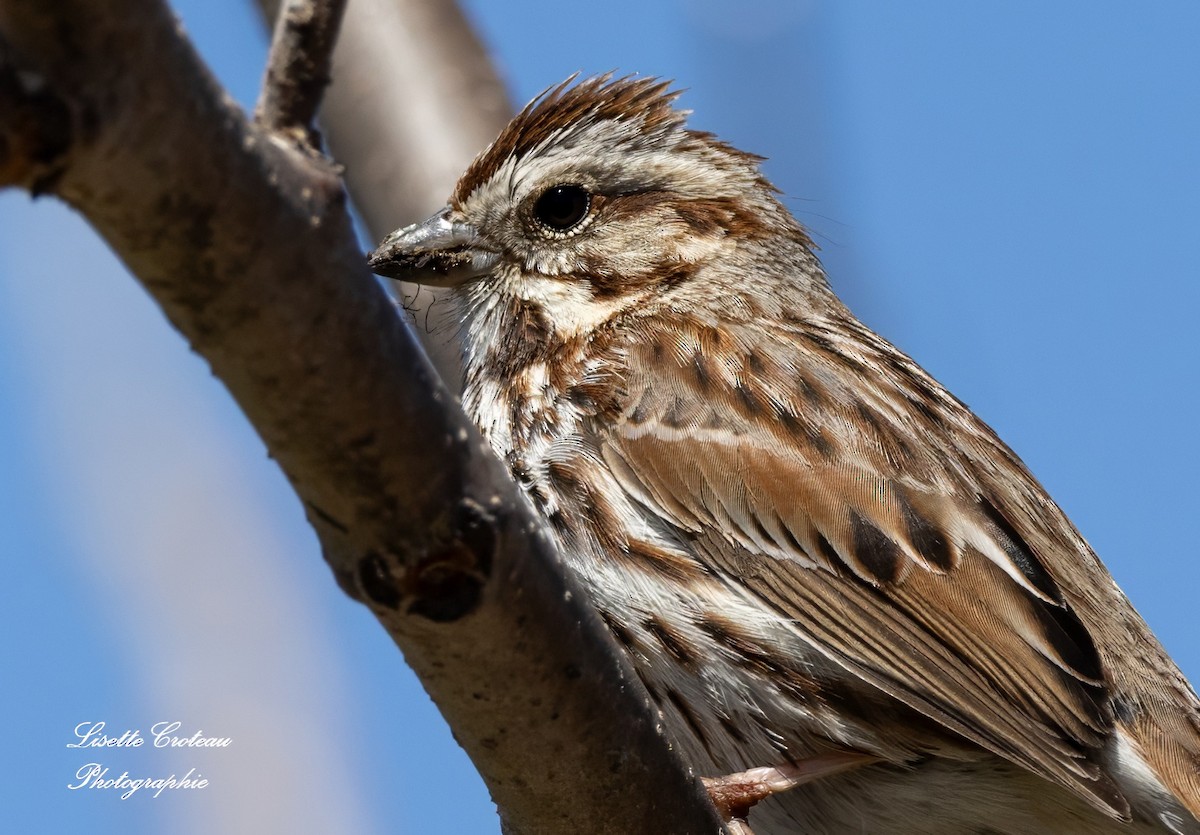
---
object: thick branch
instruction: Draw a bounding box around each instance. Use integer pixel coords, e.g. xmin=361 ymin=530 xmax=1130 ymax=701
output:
xmin=0 ymin=1 xmax=726 ymax=832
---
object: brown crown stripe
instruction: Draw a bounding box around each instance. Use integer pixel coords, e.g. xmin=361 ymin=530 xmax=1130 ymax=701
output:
xmin=454 ymin=76 xmax=683 ymax=204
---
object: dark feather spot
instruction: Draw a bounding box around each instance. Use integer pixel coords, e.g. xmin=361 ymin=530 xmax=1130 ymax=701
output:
xmin=599 ymin=609 xmax=638 ymax=652
xmin=818 ymin=337 xmax=869 ymax=375
xmin=700 ymin=616 xmax=779 ymax=672
xmin=699 ymin=615 xmax=789 ymax=678
xmin=545 ymin=459 xmax=583 ymax=495
xmin=849 ymin=510 xmax=905 ymax=584
xmin=579 ymin=488 xmax=623 ymax=551
xmin=978 ymin=497 xmax=1061 ymax=602
xmin=644 ymin=616 xmax=698 ymax=669
xmin=490 ymin=301 xmax=553 ymax=376
xmin=816 ymin=531 xmax=841 ymax=567
xmin=886 ymin=433 xmax=917 ymax=469
xmin=745 ymin=350 xmax=767 ymax=377
xmin=1031 ymin=598 xmax=1105 ymax=685
xmin=634 ymin=669 xmax=663 ymax=707
xmin=566 ymin=380 xmax=610 ymax=415
xmin=627 ymin=388 xmax=654 ymax=425
xmin=626 ymin=538 xmax=707 ymax=583
xmin=547 ymin=510 xmax=569 ymax=534
xmin=528 ymin=483 xmax=551 ymax=511
xmin=674 ymin=197 xmax=774 ymax=241
xmin=701 ymin=407 xmax=728 ymax=430
xmin=718 ymin=714 xmax=748 ymax=744
xmin=777 ymin=519 xmax=809 ymax=556
xmin=547 ymin=462 xmax=622 ymax=551
xmin=896 ymin=491 xmax=955 ymax=571
xmin=797 ymin=376 xmax=824 ymax=408
xmin=855 ymin=402 xmax=884 ymax=434
xmin=904 ymin=392 xmax=944 ymax=428
xmin=579 ymin=252 xmax=699 ymax=301
xmin=777 ymin=408 xmax=807 ymax=439
xmin=750 ymin=514 xmax=777 ymax=549
xmin=666 ymin=688 xmax=711 ymax=753
xmin=658 ymin=261 xmax=697 ymax=289
xmin=978 ymin=499 xmax=1105 ymax=685
xmin=691 ymin=351 xmax=712 ymax=391
xmin=810 ymin=427 xmax=836 ymax=459
xmin=662 ymin=395 xmax=688 ymax=428
xmin=774 ymin=405 xmax=836 ymax=458
xmin=1111 ymin=696 xmax=1135 ymax=724
xmin=800 ymin=329 xmax=838 ymax=354
xmin=734 ymin=380 xmax=764 ymax=416
xmin=855 ymin=403 xmax=914 ymax=468
xmin=699 ymin=616 xmax=822 ymax=704
xmin=578 ymin=267 xmax=631 ymax=300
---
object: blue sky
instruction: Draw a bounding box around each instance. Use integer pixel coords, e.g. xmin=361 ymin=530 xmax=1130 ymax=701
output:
xmin=1 ymin=3 xmax=1196 ymax=833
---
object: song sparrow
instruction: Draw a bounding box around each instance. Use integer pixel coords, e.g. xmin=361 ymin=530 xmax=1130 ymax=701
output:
xmin=369 ymin=76 xmax=1200 ymax=834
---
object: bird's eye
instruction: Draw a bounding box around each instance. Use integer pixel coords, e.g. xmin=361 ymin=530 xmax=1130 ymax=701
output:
xmin=533 ymin=184 xmax=591 ymax=232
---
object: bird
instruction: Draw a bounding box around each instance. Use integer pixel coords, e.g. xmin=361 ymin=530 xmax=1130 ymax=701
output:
xmin=368 ymin=75 xmax=1200 ymax=834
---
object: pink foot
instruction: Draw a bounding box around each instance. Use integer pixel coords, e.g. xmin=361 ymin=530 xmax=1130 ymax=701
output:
xmin=703 ymin=752 xmax=877 ymax=831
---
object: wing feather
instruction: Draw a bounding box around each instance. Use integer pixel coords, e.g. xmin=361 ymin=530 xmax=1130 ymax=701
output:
xmin=599 ymin=317 xmax=1146 ymax=816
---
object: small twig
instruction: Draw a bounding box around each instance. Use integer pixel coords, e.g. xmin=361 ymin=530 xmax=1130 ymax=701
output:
xmin=255 ymin=0 xmax=348 ymax=149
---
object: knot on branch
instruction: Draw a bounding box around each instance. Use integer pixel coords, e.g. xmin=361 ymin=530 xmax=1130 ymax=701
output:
xmin=0 ymin=35 xmax=73 ymax=195
xmin=355 ymin=499 xmax=498 ymax=623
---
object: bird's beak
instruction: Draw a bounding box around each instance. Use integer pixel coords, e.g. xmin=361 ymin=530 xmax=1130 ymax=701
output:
xmin=366 ymin=207 xmax=499 ymax=287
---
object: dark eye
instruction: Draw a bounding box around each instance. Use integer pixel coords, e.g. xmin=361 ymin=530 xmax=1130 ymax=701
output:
xmin=533 ymin=184 xmax=591 ymax=232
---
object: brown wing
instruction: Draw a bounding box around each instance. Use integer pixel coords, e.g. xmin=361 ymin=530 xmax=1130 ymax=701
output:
xmin=600 ymin=315 xmax=1200 ymax=820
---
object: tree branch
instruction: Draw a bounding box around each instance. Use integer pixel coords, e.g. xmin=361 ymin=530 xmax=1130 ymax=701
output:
xmin=0 ymin=0 xmax=726 ymax=831
xmin=255 ymin=0 xmax=347 ymax=148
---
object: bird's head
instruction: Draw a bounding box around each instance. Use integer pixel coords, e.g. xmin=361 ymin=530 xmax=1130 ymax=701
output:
xmin=368 ymin=75 xmax=817 ymax=338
